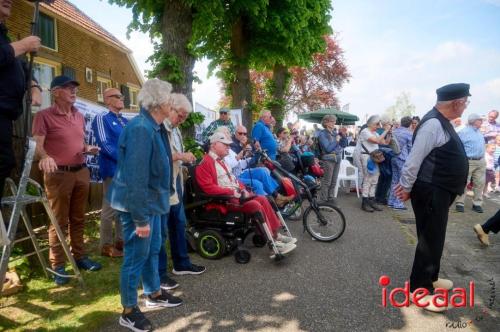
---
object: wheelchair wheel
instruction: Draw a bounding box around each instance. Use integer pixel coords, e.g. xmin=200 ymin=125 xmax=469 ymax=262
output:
xmin=303 ymin=203 xmax=346 ymax=242
xmin=196 ymin=230 xmax=226 ymax=259
xmin=234 ymin=249 xmax=251 ymax=264
xmin=252 ymin=234 xmax=267 ymax=248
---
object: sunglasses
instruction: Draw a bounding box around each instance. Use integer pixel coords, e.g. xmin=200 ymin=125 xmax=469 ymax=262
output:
xmin=237 ymin=132 xmax=247 ymax=135
xmin=220 ymin=112 xmax=228 ymax=115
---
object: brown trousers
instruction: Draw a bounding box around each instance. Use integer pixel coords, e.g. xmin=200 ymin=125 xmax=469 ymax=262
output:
xmin=44 ymin=167 xmax=89 ymax=268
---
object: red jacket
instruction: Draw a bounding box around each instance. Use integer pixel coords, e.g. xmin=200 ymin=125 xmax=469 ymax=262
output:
xmin=195 ymin=153 xmax=242 ymax=196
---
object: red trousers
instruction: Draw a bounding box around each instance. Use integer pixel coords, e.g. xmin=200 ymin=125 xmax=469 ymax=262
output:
xmin=227 ymin=196 xmax=281 ymax=237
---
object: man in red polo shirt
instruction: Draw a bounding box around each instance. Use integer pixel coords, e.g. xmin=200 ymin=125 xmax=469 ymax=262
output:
xmin=32 ymin=75 xmax=101 ymax=285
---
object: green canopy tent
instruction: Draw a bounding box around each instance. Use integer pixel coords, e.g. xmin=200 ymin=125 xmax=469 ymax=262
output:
xmin=297 ymin=108 xmax=359 ymax=125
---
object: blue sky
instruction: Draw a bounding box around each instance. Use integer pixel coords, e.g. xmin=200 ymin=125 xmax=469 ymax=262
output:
xmin=70 ymin=0 xmax=500 ymax=121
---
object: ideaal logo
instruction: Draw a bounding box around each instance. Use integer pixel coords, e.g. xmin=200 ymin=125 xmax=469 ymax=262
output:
xmin=379 ymin=275 xmax=475 ymax=308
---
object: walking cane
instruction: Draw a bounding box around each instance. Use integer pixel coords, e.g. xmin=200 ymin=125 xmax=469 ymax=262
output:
xmin=22 ymin=1 xmax=54 ymax=162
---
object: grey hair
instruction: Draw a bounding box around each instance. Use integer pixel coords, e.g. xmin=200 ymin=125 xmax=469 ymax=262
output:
xmin=400 ymin=116 xmax=412 ymax=128
xmin=170 ymin=93 xmax=192 ymax=113
xmin=367 ymin=115 xmax=381 ymax=126
xmin=137 ymin=78 xmax=173 ymax=111
xmin=321 ymin=114 xmax=337 ymax=127
xmin=260 ymin=109 xmax=271 ymax=118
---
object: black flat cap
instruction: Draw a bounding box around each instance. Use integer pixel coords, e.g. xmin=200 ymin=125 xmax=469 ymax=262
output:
xmin=436 ymin=83 xmax=471 ymax=101
xmin=50 ymin=75 xmax=80 ymax=89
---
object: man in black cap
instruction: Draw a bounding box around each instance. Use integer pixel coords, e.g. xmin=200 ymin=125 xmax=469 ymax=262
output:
xmin=395 ymin=83 xmax=470 ymax=312
xmin=201 ymin=108 xmax=236 ymax=144
xmin=32 ymin=75 xmax=102 ymax=285
xmin=0 ymin=0 xmax=42 ymax=205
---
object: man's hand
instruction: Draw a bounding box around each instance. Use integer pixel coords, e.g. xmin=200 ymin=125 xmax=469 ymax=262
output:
xmin=84 ymin=145 xmax=100 ymax=155
xmin=179 ymin=152 xmax=196 ymax=163
xmin=39 ymin=156 xmax=58 ymax=174
xmin=394 ymin=184 xmax=411 ymax=201
xmin=135 ymin=224 xmax=150 ymax=238
xmin=254 ymin=141 xmax=261 ymax=150
xmin=240 ymin=135 xmax=248 ymax=145
xmin=11 ymin=36 xmax=41 ymax=57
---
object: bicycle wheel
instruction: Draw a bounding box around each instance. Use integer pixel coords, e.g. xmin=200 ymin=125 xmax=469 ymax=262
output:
xmin=285 ymin=202 xmax=303 ymax=221
xmin=303 ymin=203 xmax=346 ymax=242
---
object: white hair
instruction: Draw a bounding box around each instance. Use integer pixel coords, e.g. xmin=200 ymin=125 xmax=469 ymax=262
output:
xmin=137 ymin=78 xmax=173 ymax=111
xmin=367 ymin=115 xmax=381 ymax=126
xmin=170 ymin=93 xmax=192 ymax=113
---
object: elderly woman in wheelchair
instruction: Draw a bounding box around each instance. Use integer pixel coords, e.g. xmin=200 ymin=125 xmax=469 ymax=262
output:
xmin=191 ymin=132 xmax=297 ymax=260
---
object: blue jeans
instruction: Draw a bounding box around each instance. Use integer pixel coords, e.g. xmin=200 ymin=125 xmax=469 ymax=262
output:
xmin=119 ymin=212 xmax=161 ymax=308
xmin=238 ymin=168 xmax=278 ymax=195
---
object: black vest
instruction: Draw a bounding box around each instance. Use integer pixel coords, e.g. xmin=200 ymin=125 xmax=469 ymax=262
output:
xmin=414 ymin=108 xmax=468 ymax=195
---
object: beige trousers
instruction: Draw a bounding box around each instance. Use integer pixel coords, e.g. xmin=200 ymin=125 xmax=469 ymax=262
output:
xmin=456 ymin=159 xmax=486 ymax=207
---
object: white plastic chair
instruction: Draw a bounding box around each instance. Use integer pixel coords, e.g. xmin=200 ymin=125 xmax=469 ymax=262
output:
xmin=334 ymin=159 xmax=359 ymax=198
xmin=342 ymin=146 xmax=355 ymax=160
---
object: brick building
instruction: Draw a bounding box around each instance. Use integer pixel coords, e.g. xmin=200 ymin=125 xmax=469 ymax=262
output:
xmin=6 ymin=0 xmax=143 ymax=111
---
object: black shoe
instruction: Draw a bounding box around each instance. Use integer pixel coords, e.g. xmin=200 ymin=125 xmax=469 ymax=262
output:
xmin=361 ymin=197 xmax=374 ymax=212
xmin=456 ymin=204 xmax=465 ymax=213
xmin=119 ymin=306 xmax=152 ymax=332
xmin=160 ymin=275 xmax=179 ymax=290
xmin=172 ymin=264 xmax=206 ymax=275
xmin=472 ymin=205 xmax=484 ymax=213
xmin=368 ymin=197 xmax=383 ymax=211
xmin=146 ymin=289 xmax=183 ymax=308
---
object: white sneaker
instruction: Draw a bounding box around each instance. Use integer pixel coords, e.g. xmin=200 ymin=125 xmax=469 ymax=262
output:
xmin=274 ymin=241 xmax=297 ymax=255
xmin=432 ymin=278 xmax=453 ymax=290
xmin=276 ymin=233 xmax=297 ymax=245
xmin=411 ymin=293 xmax=448 ymax=313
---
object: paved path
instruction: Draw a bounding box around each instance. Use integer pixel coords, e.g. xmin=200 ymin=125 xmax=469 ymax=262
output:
xmin=101 ymin=193 xmax=499 ymax=332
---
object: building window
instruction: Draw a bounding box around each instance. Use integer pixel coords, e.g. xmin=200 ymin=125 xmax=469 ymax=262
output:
xmin=129 ymin=86 xmax=140 ymax=112
xmin=97 ymin=76 xmax=112 ymax=103
xmin=39 ymin=13 xmax=57 ymax=50
xmin=33 ymin=58 xmax=61 ymax=109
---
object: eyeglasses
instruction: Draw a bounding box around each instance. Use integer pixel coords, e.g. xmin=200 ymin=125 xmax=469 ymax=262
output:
xmin=108 ymin=94 xmax=124 ymax=100
xmin=237 ymin=132 xmax=247 ymax=136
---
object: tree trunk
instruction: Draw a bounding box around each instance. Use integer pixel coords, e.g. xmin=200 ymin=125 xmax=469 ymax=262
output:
xmin=270 ymin=64 xmax=288 ymax=126
xmin=161 ymin=0 xmax=195 ymax=102
xmin=230 ymin=17 xmax=253 ymax=130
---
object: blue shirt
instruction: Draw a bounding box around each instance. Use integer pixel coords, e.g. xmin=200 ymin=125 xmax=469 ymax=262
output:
xmin=252 ymin=120 xmax=278 ymax=160
xmin=91 ymin=111 xmax=128 ymax=179
xmin=107 ymin=108 xmax=172 ymax=226
xmin=458 ymin=126 xmax=485 ymax=159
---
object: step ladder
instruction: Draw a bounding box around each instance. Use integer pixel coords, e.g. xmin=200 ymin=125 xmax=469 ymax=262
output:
xmin=0 ymin=138 xmax=84 ymax=295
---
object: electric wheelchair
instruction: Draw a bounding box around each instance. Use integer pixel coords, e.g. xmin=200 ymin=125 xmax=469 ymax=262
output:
xmin=183 ymin=165 xmax=294 ymax=263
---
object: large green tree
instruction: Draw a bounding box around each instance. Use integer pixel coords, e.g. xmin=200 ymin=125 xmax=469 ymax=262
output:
xmin=109 ymin=0 xmax=332 ymax=128
xmin=384 ymin=92 xmax=416 ymax=121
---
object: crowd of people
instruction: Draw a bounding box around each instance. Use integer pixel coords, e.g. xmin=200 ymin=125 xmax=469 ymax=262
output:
xmin=1 ymin=2 xmax=499 ymax=330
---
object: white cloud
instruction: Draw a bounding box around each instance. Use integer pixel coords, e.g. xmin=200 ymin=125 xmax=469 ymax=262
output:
xmin=432 ymin=41 xmax=473 ymax=62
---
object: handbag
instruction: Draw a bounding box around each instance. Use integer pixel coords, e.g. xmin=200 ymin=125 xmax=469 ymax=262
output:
xmin=362 ymin=143 xmax=385 ymax=164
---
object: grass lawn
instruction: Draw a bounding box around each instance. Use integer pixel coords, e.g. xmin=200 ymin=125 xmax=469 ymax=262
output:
xmin=0 ymin=214 xmax=128 ymax=331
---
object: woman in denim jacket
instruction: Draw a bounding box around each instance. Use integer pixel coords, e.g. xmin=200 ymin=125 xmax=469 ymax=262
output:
xmin=107 ymin=79 xmax=182 ymax=332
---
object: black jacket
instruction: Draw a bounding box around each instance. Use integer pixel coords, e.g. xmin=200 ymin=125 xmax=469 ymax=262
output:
xmin=0 ymin=23 xmax=28 ymax=120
